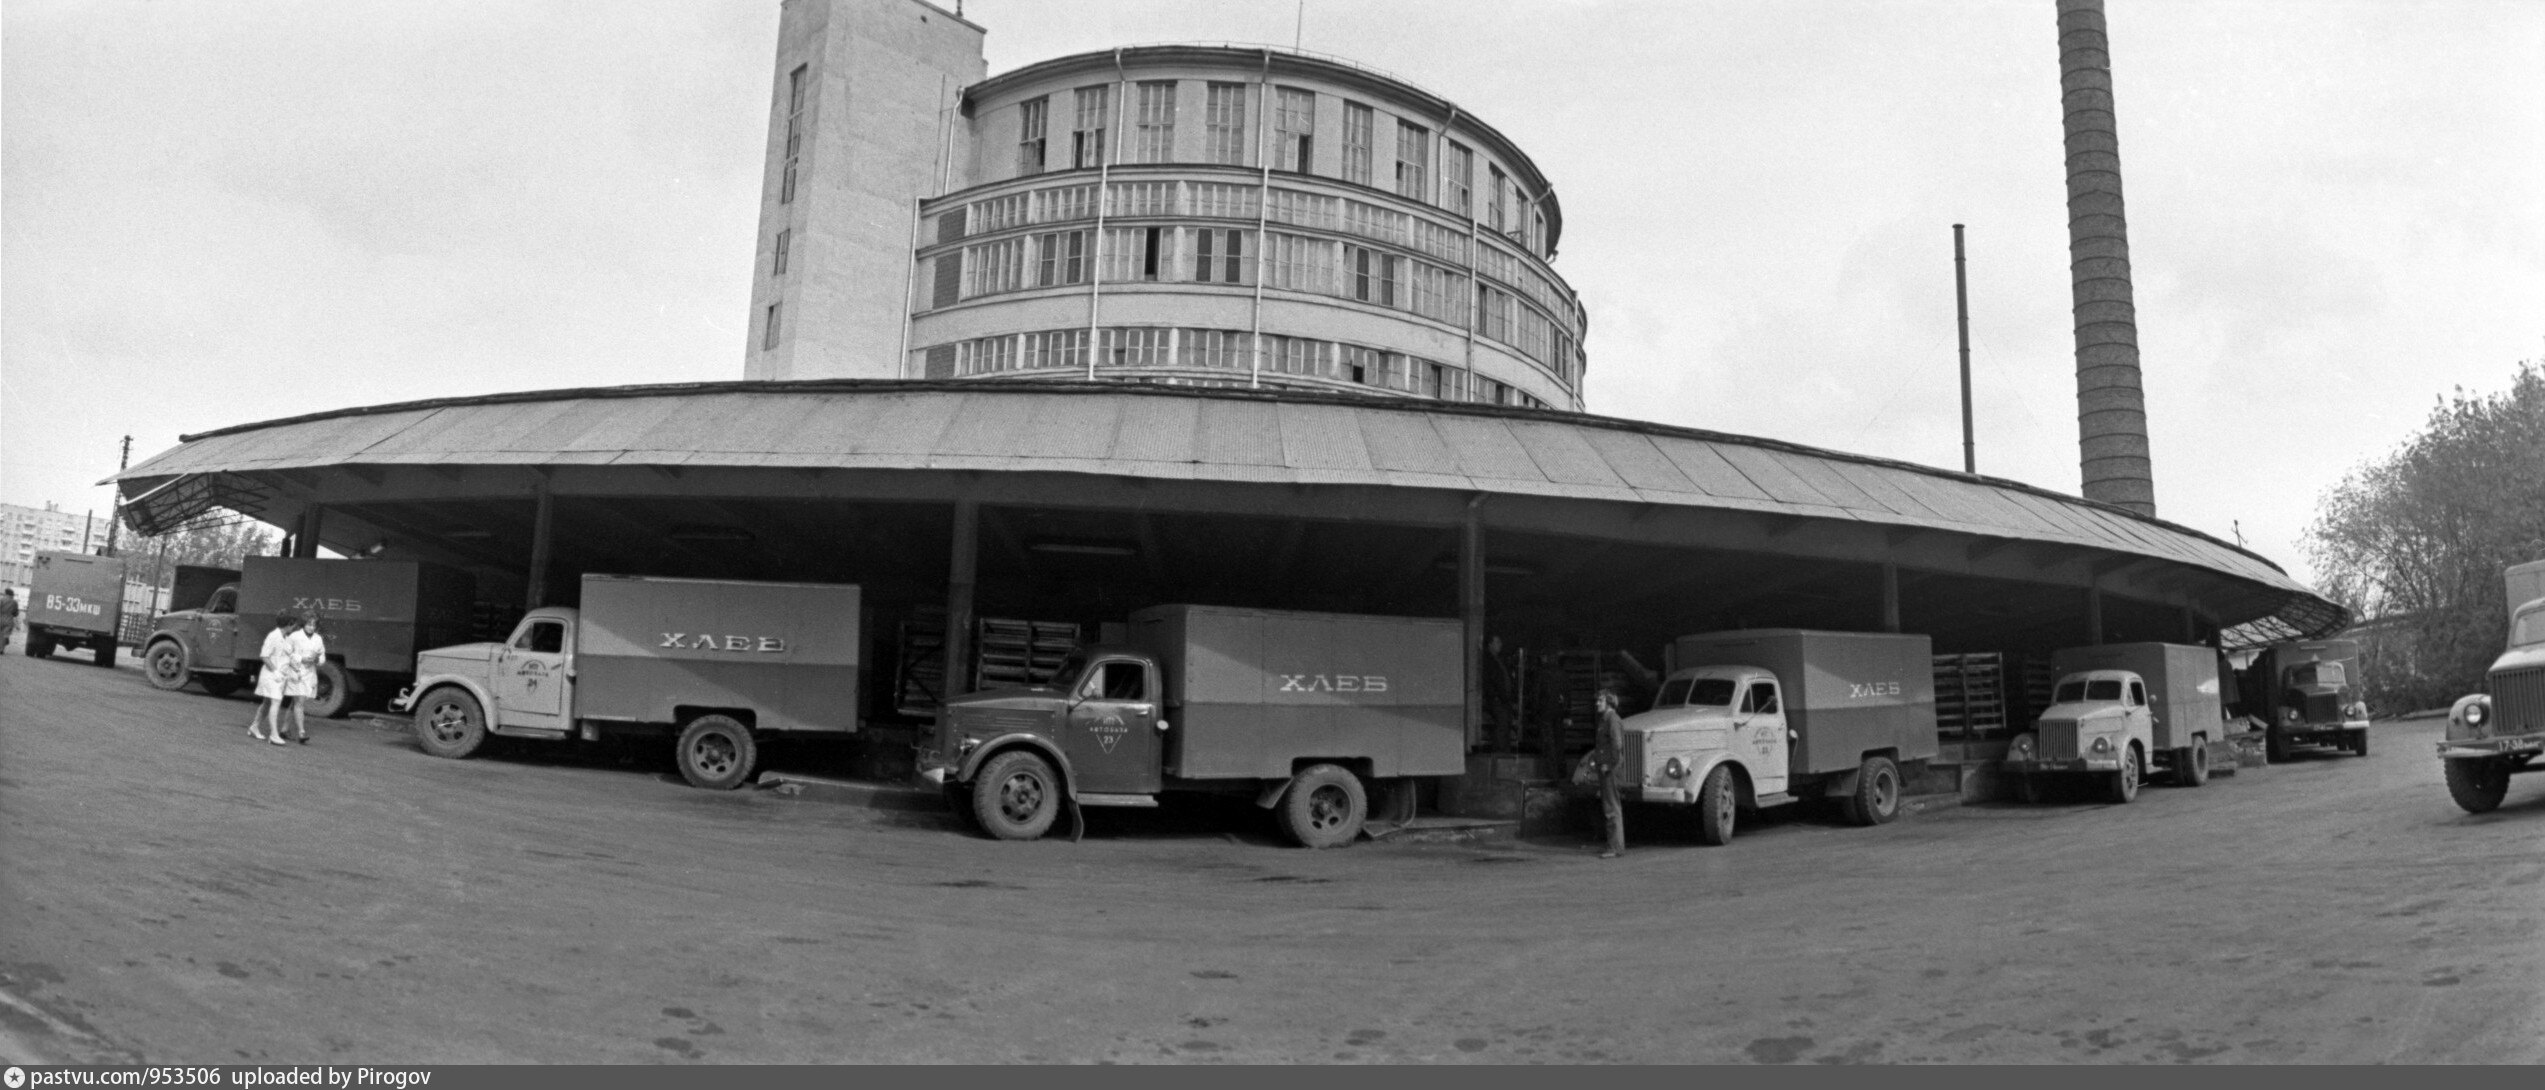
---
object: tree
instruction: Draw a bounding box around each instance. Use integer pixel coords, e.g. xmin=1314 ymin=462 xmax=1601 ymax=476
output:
xmin=2306 ymin=361 xmax=2545 ymax=712
xmin=124 ymin=511 xmax=281 ymax=589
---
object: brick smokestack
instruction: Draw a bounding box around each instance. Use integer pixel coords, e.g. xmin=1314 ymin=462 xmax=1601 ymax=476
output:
xmin=2057 ymin=0 xmax=2156 ymax=516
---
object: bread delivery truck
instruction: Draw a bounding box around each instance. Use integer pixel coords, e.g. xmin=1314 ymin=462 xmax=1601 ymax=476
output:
xmin=22 ymin=550 xmax=128 ymax=665
xmin=396 ymin=574 xmax=865 ymax=790
xmin=922 ymin=604 xmax=1464 ymax=848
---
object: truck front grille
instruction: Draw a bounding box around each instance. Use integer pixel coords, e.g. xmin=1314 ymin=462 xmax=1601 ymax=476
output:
xmin=2492 ymin=667 xmax=2545 ymax=735
xmin=1619 ymin=738 xmax=1647 ymax=787
xmin=2038 ymin=722 xmax=2082 ymax=761
xmin=2302 ymin=693 xmax=2343 ymax=723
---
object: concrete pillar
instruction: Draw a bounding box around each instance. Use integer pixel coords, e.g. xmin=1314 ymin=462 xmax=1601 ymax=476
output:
xmin=1461 ymin=497 xmax=1486 ymax=752
xmin=945 ymin=499 xmax=979 ymax=700
xmin=524 ymin=483 xmax=554 ymax=610
xmin=294 ymin=506 xmax=323 ymax=559
xmin=1881 ymin=562 xmax=1902 ymax=633
xmin=2086 ymin=586 xmax=2106 ymax=646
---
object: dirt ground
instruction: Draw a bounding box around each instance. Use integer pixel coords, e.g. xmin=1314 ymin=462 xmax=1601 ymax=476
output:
xmin=2 ymin=645 xmax=2539 ymax=1064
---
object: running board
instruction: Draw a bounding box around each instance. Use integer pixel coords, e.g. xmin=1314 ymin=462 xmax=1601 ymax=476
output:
xmin=1752 ymin=791 xmax=1796 ymax=807
xmin=488 ymin=725 xmax=572 ymax=740
xmin=1074 ymin=793 xmax=1159 ymax=808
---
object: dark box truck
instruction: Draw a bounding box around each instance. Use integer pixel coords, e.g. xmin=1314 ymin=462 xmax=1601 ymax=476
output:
xmin=923 ymin=604 xmax=1465 ymax=847
xmin=143 ymin=557 xmax=476 ymax=717
xmin=24 ymin=550 xmax=126 ymax=665
xmin=2243 ymin=639 xmax=2370 ymax=760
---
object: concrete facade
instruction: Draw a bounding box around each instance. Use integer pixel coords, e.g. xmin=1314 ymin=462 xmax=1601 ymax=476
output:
xmin=741 ymin=4 xmax=1587 ymax=411
xmin=743 ymin=0 xmax=985 ymax=382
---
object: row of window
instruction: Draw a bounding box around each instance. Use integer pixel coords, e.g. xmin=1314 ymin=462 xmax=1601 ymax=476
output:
xmin=920 ymin=326 xmax=1552 ymax=409
xmin=941 ymin=179 xmax=1579 ymax=337
xmin=936 ymin=226 xmax=1577 ymax=378
xmin=1005 ymin=80 xmax=1549 ymax=257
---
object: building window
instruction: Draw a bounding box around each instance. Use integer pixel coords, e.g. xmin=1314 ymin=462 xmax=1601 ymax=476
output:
xmin=1034 ymin=230 xmax=1087 ymax=287
xmin=762 ymin=302 xmax=782 ymax=350
xmin=1275 ymin=88 xmax=1315 ymax=172
xmin=1179 ymin=328 xmax=1248 ymax=369
xmin=771 ymin=229 xmax=791 ymax=276
xmin=1133 ymin=81 xmax=1176 ymax=163
xmin=1102 ymin=327 xmax=1173 ymax=368
xmin=1488 ymin=165 xmax=1509 ymax=234
xmin=1073 ymin=86 xmax=1110 ymax=168
xmin=958 ymin=334 xmax=1019 ymax=375
xmin=1477 ymin=285 xmax=1514 ymax=343
xmin=1017 ymin=96 xmax=1048 ymax=175
xmin=1262 ymin=334 xmax=1334 ymax=378
xmin=1266 ymin=232 xmax=1335 ymax=293
xmin=1022 ymin=329 xmax=1088 ymax=370
xmin=1341 ymin=102 xmax=1374 ymax=186
xmin=780 ymin=64 xmax=807 ymax=204
xmin=1394 ymin=121 xmax=1429 ymax=201
xmin=1192 ymin=228 xmax=1247 ymax=284
xmin=963 ymin=237 xmax=1026 ymax=297
xmin=1101 ymin=226 xmax=1166 ymax=283
xmin=1444 ymin=141 xmax=1473 ymax=218
xmin=1344 ymin=244 xmax=1398 ymax=307
xmin=1339 ymin=344 xmax=1383 ymax=385
xmin=1205 ymin=82 xmax=1248 ymax=165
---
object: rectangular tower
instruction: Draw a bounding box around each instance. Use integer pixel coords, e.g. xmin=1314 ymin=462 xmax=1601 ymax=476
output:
xmin=744 ymin=0 xmax=986 ymax=380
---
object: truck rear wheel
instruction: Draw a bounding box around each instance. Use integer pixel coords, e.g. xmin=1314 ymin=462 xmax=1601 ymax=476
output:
xmin=2443 ymin=757 xmax=2509 ymax=814
xmin=305 ymin=662 xmax=359 ymax=719
xmin=675 ymin=715 xmax=758 ymax=790
xmin=1279 ymin=764 xmax=1367 ymax=849
xmin=1840 ymin=756 xmax=1901 ymax=826
xmin=971 ymin=750 xmax=1060 ymax=841
xmin=144 ymin=641 xmax=193 ymax=691
xmin=26 ymin=635 xmax=54 ymax=659
xmin=2175 ymin=742 xmax=2210 ymax=787
xmin=2106 ymin=743 xmax=2142 ymax=804
xmin=91 ymin=639 xmax=118 ymax=667
xmin=414 ymin=688 xmax=489 ymax=759
xmin=1695 ymin=765 xmax=1738 ymax=846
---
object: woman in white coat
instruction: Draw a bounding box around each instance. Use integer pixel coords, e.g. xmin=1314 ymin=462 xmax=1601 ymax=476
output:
xmin=248 ymin=611 xmax=305 ymax=746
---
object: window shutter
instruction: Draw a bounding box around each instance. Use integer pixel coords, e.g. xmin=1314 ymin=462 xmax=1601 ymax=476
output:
xmin=924 ymin=344 xmax=956 ymax=379
xmin=931 ymin=254 xmax=962 ymax=309
xmin=937 ymin=207 xmax=967 ymax=245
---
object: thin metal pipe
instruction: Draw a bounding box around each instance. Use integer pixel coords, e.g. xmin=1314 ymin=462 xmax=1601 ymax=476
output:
xmin=1954 ymin=223 xmax=1974 ymax=474
xmin=1248 ymin=48 xmax=1274 ymax=389
xmin=1086 ymin=48 xmax=1125 ymax=382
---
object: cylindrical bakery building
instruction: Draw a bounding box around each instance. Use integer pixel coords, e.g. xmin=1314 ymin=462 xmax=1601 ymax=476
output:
xmin=901 ymin=45 xmax=1586 ymax=409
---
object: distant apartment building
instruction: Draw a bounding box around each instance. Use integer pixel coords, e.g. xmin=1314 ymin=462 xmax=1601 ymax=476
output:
xmin=742 ymin=0 xmax=1586 ymax=410
xmin=1 ymin=501 xmax=111 ymax=590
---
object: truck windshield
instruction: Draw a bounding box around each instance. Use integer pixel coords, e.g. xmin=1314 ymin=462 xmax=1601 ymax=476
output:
xmin=2087 ymin=680 xmax=2122 ymax=701
xmin=2519 ymin=608 xmax=2545 ymax=647
xmin=2288 ymin=663 xmax=2345 ymax=687
xmin=1653 ymin=677 xmax=1735 ymax=707
xmin=1049 ymin=650 xmax=1088 ymax=691
xmin=2055 ymin=681 xmax=2086 ymax=703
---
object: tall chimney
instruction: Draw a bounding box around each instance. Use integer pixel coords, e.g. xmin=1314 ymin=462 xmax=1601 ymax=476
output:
xmin=2057 ymin=0 xmax=2156 ymax=516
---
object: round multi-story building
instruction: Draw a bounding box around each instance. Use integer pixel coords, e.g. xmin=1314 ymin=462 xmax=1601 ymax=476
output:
xmin=907 ymin=46 xmax=1583 ymax=409
xmin=739 ymin=6 xmax=1586 ymax=412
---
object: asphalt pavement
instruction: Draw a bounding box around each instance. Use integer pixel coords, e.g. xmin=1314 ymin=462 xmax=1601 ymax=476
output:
xmin=1 ymin=643 xmax=2539 ymax=1063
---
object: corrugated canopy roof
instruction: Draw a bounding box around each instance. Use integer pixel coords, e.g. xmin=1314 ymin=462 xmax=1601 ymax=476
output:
xmin=111 ymin=379 xmax=2344 ymax=646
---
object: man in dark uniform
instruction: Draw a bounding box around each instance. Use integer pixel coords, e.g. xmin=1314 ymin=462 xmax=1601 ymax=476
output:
xmin=0 ymin=588 xmax=19 ymax=652
xmin=1592 ymin=689 xmax=1628 ymax=858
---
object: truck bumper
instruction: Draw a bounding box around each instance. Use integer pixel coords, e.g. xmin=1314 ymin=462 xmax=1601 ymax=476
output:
xmin=2000 ymin=757 xmax=2120 ymax=775
xmin=918 ymin=765 xmax=953 ymax=787
xmin=2436 ymin=732 xmax=2545 ymax=761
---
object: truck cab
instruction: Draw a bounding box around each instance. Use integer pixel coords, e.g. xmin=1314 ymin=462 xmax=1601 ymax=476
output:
xmin=2440 ymin=594 xmax=2545 ymax=813
xmin=400 ymin=606 xmax=580 ymax=759
xmin=2249 ymin=641 xmax=2372 ymax=760
xmin=2003 ymin=669 xmax=2154 ymax=803
xmin=143 ymin=581 xmax=248 ymax=696
xmin=925 ymin=646 xmax=1171 ymax=838
xmin=1617 ymin=666 xmax=1794 ymax=806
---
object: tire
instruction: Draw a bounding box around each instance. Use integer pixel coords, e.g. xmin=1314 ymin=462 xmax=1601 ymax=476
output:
xmin=2106 ymin=743 xmax=2142 ymax=804
xmin=413 ymin=687 xmax=488 ymax=759
xmin=1278 ymin=763 xmax=1368 ymax=849
xmin=92 ymin=640 xmax=118 ymax=667
xmin=2176 ymin=742 xmax=2210 ymax=787
xmin=144 ymin=641 xmax=193 ymax=691
xmin=2443 ymin=757 xmax=2509 ymax=814
xmin=971 ymin=749 xmax=1061 ymax=841
xmin=27 ymin=635 xmax=54 ymax=659
xmin=1694 ymin=764 xmax=1738 ymax=846
xmin=2265 ymin=730 xmax=2290 ymax=763
xmin=2349 ymin=729 xmax=2369 ymax=758
xmin=675 ymin=714 xmax=758 ymax=790
xmin=2017 ymin=774 xmax=2043 ymax=805
xmin=304 ymin=661 xmax=359 ymax=719
xmin=1841 ymin=756 xmax=1901 ymax=826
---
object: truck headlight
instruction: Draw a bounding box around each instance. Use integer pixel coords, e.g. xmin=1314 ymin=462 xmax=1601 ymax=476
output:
xmin=1662 ymin=756 xmax=1686 ymax=780
xmin=2091 ymin=736 xmax=2112 ymax=754
xmin=2464 ymin=702 xmax=2487 ymax=728
xmin=2281 ymin=707 xmax=2300 ymax=725
xmin=2008 ymin=735 xmax=2036 ymax=760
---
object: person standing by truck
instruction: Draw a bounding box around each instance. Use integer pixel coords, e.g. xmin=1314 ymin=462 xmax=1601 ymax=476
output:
xmin=1594 ymin=689 xmax=1628 ymax=858
xmin=0 ymin=588 xmax=19 ymax=652
xmin=282 ymin=614 xmax=327 ymax=744
xmin=248 ymin=611 xmax=305 ymax=746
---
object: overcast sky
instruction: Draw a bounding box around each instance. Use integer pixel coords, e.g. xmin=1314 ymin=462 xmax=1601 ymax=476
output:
xmin=4 ymin=0 xmax=2539 ymax=585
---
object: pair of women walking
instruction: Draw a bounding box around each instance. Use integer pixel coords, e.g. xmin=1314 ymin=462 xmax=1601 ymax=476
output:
xmin=248 ymin=610 xmax=325 ymax=745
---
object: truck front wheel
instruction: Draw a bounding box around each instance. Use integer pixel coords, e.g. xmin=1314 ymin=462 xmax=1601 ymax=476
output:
xmin=2106 ymin=743 xmax=2142 ymax=804
xmin=2348 ymin=729 xmax=2370 ymax=758
xmin=2443 ymin=757 xmax=2509 ymax=814
xmin=1279 ymin=764 xmax=1367 ymax=848
xmin=144 ymin=642 xmax=192 ymax=691
xmin=1841 ymin=756 xmax=1901 ymax=826
xmin=1695 ymin=765 xmax=1738 ymax=846
xmin=305 ymin=662 xmax=360 ymax=719
xmin=414 ymin=688 xmax=489 ymax=760
xmin=676 ymin=715 xmax=758 ymax=790
xmin=971 ymin=750 xmax=1060 ymax=840
xmin=2265 ymin=730 xmax=2290 ymax=763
